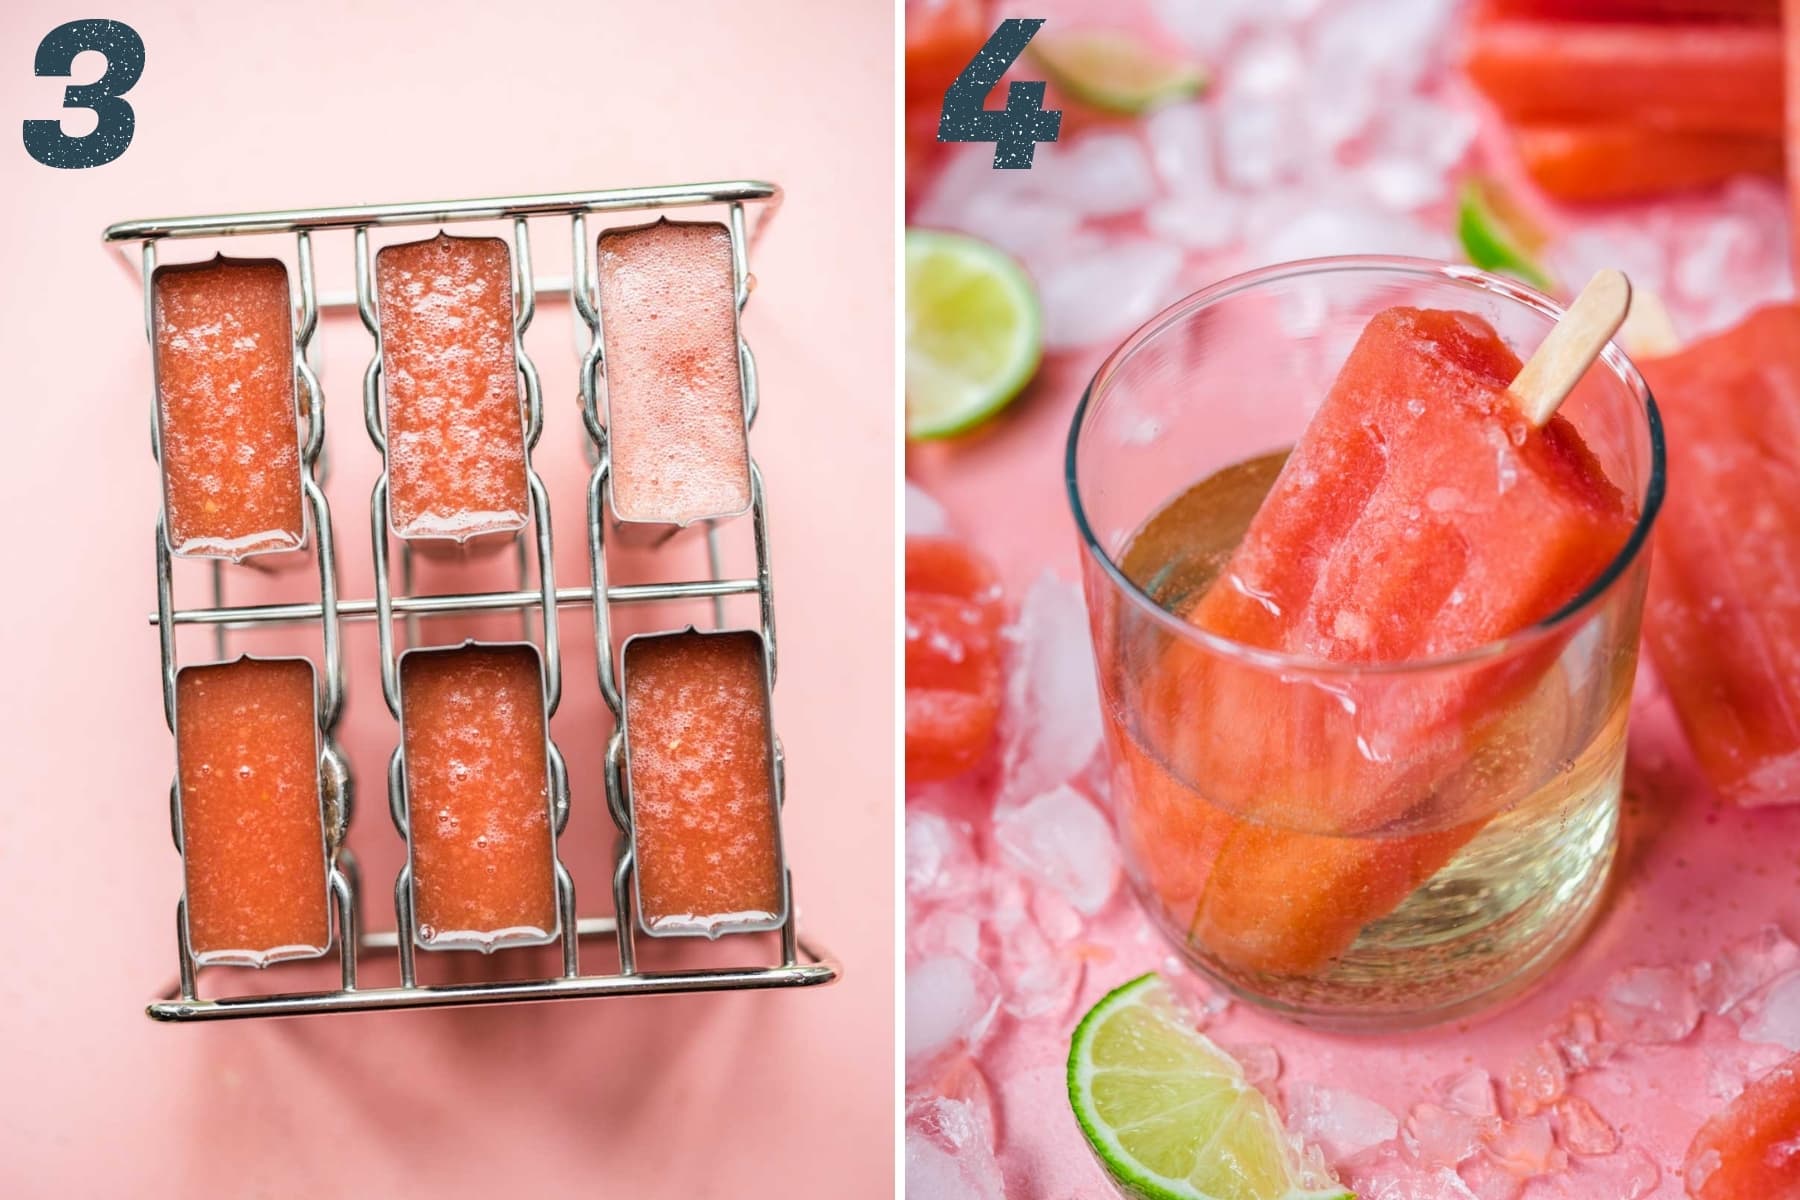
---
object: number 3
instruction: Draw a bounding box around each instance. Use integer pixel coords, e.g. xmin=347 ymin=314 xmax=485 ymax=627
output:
xmin=23 ymin=19 xmax=145 ymax=169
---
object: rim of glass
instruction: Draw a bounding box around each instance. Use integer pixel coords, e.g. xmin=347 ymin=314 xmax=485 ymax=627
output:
xmin=1065 ymin=255 xmax=1666 ymax=677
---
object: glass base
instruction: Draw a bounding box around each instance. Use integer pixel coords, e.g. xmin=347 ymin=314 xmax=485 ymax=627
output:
xmin=1146 ymin=761 xmax=1622 ymax=1034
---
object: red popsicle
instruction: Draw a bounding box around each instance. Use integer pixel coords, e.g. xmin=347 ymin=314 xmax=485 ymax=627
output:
xmin=1639 ymin=304 xmax=1800 ymax=806
xmin=1683 ymin=1052 xmax=1800 ymax=1198
xmin=1165 ymin=304 xmax=1635 ymax=974
xmin=623 ymin=630 xmax=785 ymax=937
xmin=1465 ymin=12 xmax=1784 ymax=136
xmin=905 ymin=536 xmax=1006 ymax=782
xmin=376 ymin=234 xmax=529 ymax=543
xmin=1512 ymin=123 xmax=1782 ymax=202
xmin=597 ymin=219 xmax=751 ymax=527
xmin=154 ymin=257 xmax=305 ymax=560
xmin=176 ymin=657 xmax=329 ymax=965
xmin=401 ymin=644 xmax=557 ymax=948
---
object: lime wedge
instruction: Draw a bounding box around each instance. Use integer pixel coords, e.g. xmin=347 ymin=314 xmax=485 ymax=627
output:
xmin=1457 ymin=177 xmax=1557 ymax=294
xmin=1028 ymin=30 xmax=1208 ymax=115
xmin=1068 ymin=975 xmax=1352 ymax=1200
xmin=906 ymin=228 xmax=1042 ymax=440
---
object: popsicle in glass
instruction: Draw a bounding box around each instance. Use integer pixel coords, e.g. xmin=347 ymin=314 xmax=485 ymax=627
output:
xmin=597 ymin=219 xmax=752 ymax=528
xmin=622 ymin=629 xmax=786 ymax=937
xmin=400 ymin=643 xmax=557 ymax=949
xmin=153 ymin=257 xmax=305 ymax=560
xmin=175 ymin=656 xmax=330 ymax=966
xmin=376 ymin=234 xmax=529 ymax=544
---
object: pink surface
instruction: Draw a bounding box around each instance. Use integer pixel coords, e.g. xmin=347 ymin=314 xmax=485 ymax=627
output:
xmin=0 ymin=1 xmax=893 ymax=1195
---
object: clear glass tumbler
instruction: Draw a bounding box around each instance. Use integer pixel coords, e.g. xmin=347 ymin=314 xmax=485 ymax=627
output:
xmin=1066 ymin=258 xmax=1663 ymax=1030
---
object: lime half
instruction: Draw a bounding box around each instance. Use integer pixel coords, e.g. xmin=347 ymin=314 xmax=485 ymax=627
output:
xmin=906 ymin=228 xmax=1042 ymax=440
xmin=1068 ymin=975 xmax=1352 ymax=1200
xmin=1028 ymin=30 xmax=1208 ymax=115
xmin=1456 ymin=177 xmax=1556 ymax=294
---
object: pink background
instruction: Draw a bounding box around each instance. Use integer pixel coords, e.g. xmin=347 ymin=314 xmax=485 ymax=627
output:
xmin=0 ymin=1 xmax=895 ymax=1195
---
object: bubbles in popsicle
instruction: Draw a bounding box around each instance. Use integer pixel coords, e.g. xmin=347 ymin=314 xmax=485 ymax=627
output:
xmin=376 ymin=234 xmax=529 ymax=543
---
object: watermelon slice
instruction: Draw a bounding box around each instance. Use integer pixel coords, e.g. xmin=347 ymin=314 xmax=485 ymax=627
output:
xmin=1683 ymin=1052 xmax=1800 ymax=1198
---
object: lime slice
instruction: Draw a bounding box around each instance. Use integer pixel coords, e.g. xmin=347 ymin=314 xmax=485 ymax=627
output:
xmin=1068 ymin=975 xmax=1352 ymax=1200
xmin=1028 ymin=30 xmax=1208 ymax=115
xmin=906 ymin=228 xmax=1042 ymax=440
xmin=1457 ymin=177 xmax=1556 ymax=294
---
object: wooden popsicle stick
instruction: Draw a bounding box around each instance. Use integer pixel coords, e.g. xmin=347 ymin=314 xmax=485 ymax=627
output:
xmin=1508 ymin=268 xmax=1632 ymax=426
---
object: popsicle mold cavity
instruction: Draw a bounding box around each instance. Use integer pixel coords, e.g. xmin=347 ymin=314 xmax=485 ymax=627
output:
xmin=175 ymin=656 xmax=330 ymax=966
xmin=598 ymin=219 xmax=752 ymax=527
xmin=622 ymin=629 xmax=786 ymax=938
xmin=400 ymin=643 xmax=558 ymax=950
xmin=376 ymin=233 xmax=529 ymax=543
xmin=154 ymin=257 xmax=305 ymax=560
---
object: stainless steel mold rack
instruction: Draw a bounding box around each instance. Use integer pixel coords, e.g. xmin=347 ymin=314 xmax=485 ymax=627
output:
xmin=110 ymin=182 xmax=839 ymax=1021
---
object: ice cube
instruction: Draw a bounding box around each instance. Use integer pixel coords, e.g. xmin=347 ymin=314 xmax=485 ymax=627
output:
xmin=1217 ymin=91 xmax=1304 ymax=190
xmin=1483 ymin=1114 xmax=1566 ymax=1178
xmin=1703 ymin=924 xmax=1800 ymax=1016
xmin=1037 ymin=239 xmax=1185 ymax=352
xmin=990 ymin=885 xmax=1082 ymax=1021
xmin=1243 ymin=203 xmax=1449 ymax=270
xmin=1146 ymin=103 xmax=1215 ymax=196
xmin=1230 ymin=30 xmax=1305 ymax=99
xmin=906 ymin=810 xmax=980 ymax=902
xmin=1403 ymin=1102 xmax=1485 ymax=1168
xmin=1224 ymin=1041 xmax=1282 ymax=1091
xmin=1457 ymin=1151 xmax=1525 ymax=1200
xmin=1549 ymin=1001 xmax=1617 ymax=1072
xmin=1437 ymin=1069 xmax=1501 ymax=1120
xmin=1601 ymin=964 xmax=1701 ymax=1044
xmin=1504 ymin=1041 xmax=1567 ymax=1116
xmin=1028 ymin=884 xmax=1084 ymax=943
xmin=930 ymin=191 xmax=1084 ymax=266
xmin=905 ymin=955 xmax=1000 ymax=1073
xmin=1040 ymin=132 xmax=1158 ymax=218
xmin=909 ymin=904 xmax=983 ymax=964
xmin=1740 ymin=969 xmax=1800 ymax=1050
xmin=994 ymin=784 xmax=1118 ymax=915
xmin=1287 ymin=1082 xmax=1400 ymax=1165
xmin=906 ymin=1097 xmax=1006 ymax=1200
xmin=906 ymin=481 xmax=950 ymax=538
xmin=1001 ymin=574 xmax=1106 ymax=796
xmin=1573 ymin=1146 xmax=1660 ymax=1199
xmin=1145 ymin=193 xmax=1245 ymax=252
xmin=1352 ymin=1150 xmax=1480 ymax=1200
xmin=1152 ymin=0 xmax=1267 ymax=56
xmin=1552 ymin=1096 xmax=1618 ymax=1156
xmin=1356 ymin=158 xmax=1445 ymax=212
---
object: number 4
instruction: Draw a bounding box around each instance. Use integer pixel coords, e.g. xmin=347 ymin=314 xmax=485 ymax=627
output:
xmin=937 ymin=18 xmax=1062 ymax=170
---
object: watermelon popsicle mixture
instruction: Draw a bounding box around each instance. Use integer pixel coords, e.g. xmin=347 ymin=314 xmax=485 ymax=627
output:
xmin=1129 ymin=303 xmax=1638 ymax=978
xmin=622 ymin=630 xmax=787 ymax=937
xmin=376 ymin=233 xmax=530 ymax=544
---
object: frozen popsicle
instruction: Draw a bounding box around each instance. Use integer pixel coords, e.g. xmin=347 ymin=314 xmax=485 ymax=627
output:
xmin=1511 ymin=122 xmax=1782 ymax=202
xmin=1168 ymin=301 xmax=1635 ymax=974
xmin=906 ymin=536 xmax=1006 ymax=782
xmin=175 ymin=657 xmax=329 ymax=966
xmin=400 ymin=643 xmax=557 ymax=948
xmin=1684 ymin=1051 xmax=1800 ymax=1199
xmin=1639 ymin=304 xmax=1800 ymax=806
xmin=1465 ymin=12 xmax=1783 ymax=136
xmin=622 ymin=629 xmax=785 ymax=937
xmin=597 ymin=219 xmax=751 ymax=527
xmin=376 ymin=234 xmax=529 ymax=543
xmin=154 ymin=257 xmax=305 ymax=560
